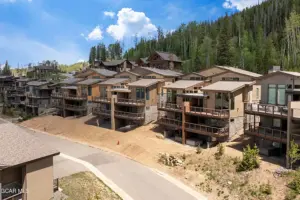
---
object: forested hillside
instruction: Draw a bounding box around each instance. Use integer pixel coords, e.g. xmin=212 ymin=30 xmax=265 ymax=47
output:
xmin=122 ymin=0 xmax=300 ymax=74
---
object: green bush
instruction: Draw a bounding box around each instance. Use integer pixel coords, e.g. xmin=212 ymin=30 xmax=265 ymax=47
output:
xmin=285 ymin=190 xmax=298 ymax=200
xmin=236 ymin=145 xmax=260 ymax=172
xmin=288 ymin=170 xmax=300 ymax=194
xmin=259 ymin=183 xmax=272 ymax=195
xmin=214 ymin=144 xmax=225 ymax=160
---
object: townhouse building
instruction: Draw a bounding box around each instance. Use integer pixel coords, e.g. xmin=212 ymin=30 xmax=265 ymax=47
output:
xmin=244 ymin=71 xmax=300 ymax=159
xmin=0 ymin=122 xmax=59 ymax=200
xmin=8 ymin=78 xmax=30 ymax=109
xmin=94 ymin=59 xmax=135 ymax=72
xmin=147 ymin=51 xmax=182 ymax=70
xmin=0 ymin=76 xmax=16 ymax=104
xmin=25 ymin=81 xmax=53 ymax=116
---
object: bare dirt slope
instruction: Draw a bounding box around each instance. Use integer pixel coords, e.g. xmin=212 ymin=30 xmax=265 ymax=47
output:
xmin=21 ymin=116 xmax=290 ymax=200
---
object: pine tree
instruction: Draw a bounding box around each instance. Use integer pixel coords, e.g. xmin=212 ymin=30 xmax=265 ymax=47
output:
xmin=217 ymin=14 xmax=231 ymax=66
xmin=2 ymin=60 xmax=11 ymax=76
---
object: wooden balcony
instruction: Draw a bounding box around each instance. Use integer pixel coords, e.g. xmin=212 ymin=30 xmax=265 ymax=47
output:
xmin=25 ymin=102 xmax=38 ymax=108
xmin=114 ymin=111 xmax=144 ymax=120
xmin=115 ymin=98 xmax=145 ymax=106
xmin=92 ymin=97 xmax=111 ymax=104
xmin=244 ymin=123 xmax=287 ymax=143
xmin=92 ymin=107 xmax=111 ymax=117
xmin=158 ymin=103 xmax=182 ymax=112
xmin=245 ymin=103 xmax=288 ymax=118
xmin=186 ymin=106 xmax=229 ymax=119
xmin=64 ymin=94 xmax=87 ymax=101
xmin=64 ymin=104 xmax=87 ymax=111
xmin=51 ymin=92 xmax=63 ymax=99
xmin=27 ymin=93 xmax=50 ymax=99
xmin=185 ymin=122 xmax=229 ymax=137
xmin=51 ymin=101 xmax=63 ymax=108
xmin=157 ymin=118 xmax=182 ymax=129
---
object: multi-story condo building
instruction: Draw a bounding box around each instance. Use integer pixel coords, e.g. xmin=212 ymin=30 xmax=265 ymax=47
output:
xmin=244 ymin=70 xmax=300 ymax=159
xmin=93 ymin=77 xmax=164 ymax=130
xmin=158 ymin=80 xmax=259 ymax=146
xmin=0 ymin=76 xmax=16 ymax=103
xmin=26 ymin=61 xmax=58 ymax=79
xmin=94 ymin=59 xmax=135 ymax=72
xmin=147 ymin=51 xmax=182 ymax=70
xmin=8 ymin=78 xmax=30 ymax=109
xmin=0 ymin=122 xmax=59 ymax=200
xmin=25 ymin=81 xmax=53 ymax=116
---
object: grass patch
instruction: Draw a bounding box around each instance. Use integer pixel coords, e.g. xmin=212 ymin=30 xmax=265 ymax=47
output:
xmin=60 ymin=172 xmax=122 ymax=200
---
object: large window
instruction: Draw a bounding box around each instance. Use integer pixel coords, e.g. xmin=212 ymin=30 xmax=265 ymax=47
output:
xmin=99 ymin=86 xmax=107 ymax=97
xmin=268 ymin=84 xmax=276 ymax=104
xmin=88 ymin=86 xmax=92 ymax=96
xmin=268 ymin=84 xmax=286 ymax=105
xmin=136 ymin=88 xmax=145 ymax=99
xmin=146 ymin=88 xmax=150 ymax=100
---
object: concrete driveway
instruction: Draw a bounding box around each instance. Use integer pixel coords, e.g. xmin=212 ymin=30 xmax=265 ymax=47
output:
xmin=25 ymin=128 xmax=205 ymax=200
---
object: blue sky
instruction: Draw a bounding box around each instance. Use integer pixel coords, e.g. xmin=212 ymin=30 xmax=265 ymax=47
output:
xmin=0 ymin=0 xmax=264 ymax=67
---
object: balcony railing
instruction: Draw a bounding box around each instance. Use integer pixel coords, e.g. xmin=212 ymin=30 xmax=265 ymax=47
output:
xmin=244 ymin=123 xmax=287 ymax=143
xmin=158 ymin=103 xmax=182 ymax=112
xmin=187 ymin=106 xmax=229 ymax=118
xmin=51 ymin=92 xmax=63 ymax=98
xmin=115 ymin=98 xmax=145 ymax=106
xmin=185 ymin=122 xmax=229 ymax=137
xmin=245 ymin=103 xmax=288 ymax=118
xmin=92 ymin=97 xmax=111 ymax=103
xmin=51 ymin=101 xmax=63 ymax=108
xmin=27 ymin=93 xmax=50 ymax=99
xmin=63 ymin=94 xmax=87 ymax=100
xmin=157 ymin=118 xmax=182 ymax=128
xmin=65 ymin=104 xmax=87 ymax=111
xmin=25 ymin=102 xmax=38 ymax=107
xmin=92 ymin=107 xmax=111 ymax=116
xmin=114 ymin=111 xmax=144 ymax=120
xmin=2 ymin=182 xmax=23 ymax=200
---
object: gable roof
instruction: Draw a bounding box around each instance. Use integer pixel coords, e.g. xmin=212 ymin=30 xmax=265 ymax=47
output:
xmin=102 ymin=59 xmax=126 ymax=66
xmin=115 ymin=71 xmax=140 ymax=77
xmin=128 ymin=79 xmax=162 ymax=87
xmin=141 ymin=67 xmax=183 ymax=77
xmin=201 ymin=81 xmax=254 ymax=93
xmin=60 ymin=78 xmax=83 ymax=85
xmin=256 ymin=70 xmax=300 ymax=81
xmin=0 ymin=121 xmax=59 ymax=169
xmin=196 ymin=67 xmax=228 ymax=78
xmin=164 ymin=80 xmax=203 ymax=90
xmin=140 ymin=57 xmax=149 ymax=64
xmin=216 ymin=66 xmax=262 ymax=78
xmin=149 ymin=51 xmax=182 ymax=62
xmin=27 ymin=81 xmax=49 ymax=86
xmin=99 ymin=78 xmax=128 ymax=85
xmin=77 ymin=79 xmax=103 ymax=86
xmin=90 ymin=68 xmax=117 ymax=77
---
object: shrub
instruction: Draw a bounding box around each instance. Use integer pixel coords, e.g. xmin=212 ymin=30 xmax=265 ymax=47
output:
xmin=288 ymin=140 xmax=300 ymax=169
xmin=285 ymin=190 xmax=298 ymax=200
xmin=259 ymin=183 xmax=272 ymax=195
xmin=236 ymin=144 xmax=260 ymax=172
xmin=215 ymin=144 xmax=225 ymax=160
xmin=288 ymin=170 xmax=300 ymax=194
xmin=196 ymin=145 xmax=202 ymax=154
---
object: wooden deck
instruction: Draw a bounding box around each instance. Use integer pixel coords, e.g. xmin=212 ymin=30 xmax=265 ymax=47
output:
xmin=158 ymin=103 xmax=182 ymax=113
xmin=92 ymin=107 xmax=111 ymax=117
xmin=185 ymin=122 xmax=229 ymax=137
xmin=244 ymin=124 xmax=287 ymax=143
xmin=245 ymin=103 xmax=288 ymax=118
xmin=186 ymin=106 xmax=229 ymax=119
xmin=114 ymin=111 xmax=144 ymax=120
xmin=115 ymin=98 xmax=145 ymax=107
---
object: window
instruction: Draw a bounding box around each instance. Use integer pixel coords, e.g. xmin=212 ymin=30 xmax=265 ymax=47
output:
xmin=230 ymin=93 xmax=235 ymax=110
xmin=278 ymin=85 xmax=286 ymax=105
xmin=136 ymin=88 xmax=145 ymax=99
xmin=222 ymin=77 xmax=240 ymax=81
xmin=273 ymin=118 xmax=281 ymax=128
xmin=268 ymin=84 xmax=276 ymax=104
xmin=100 ymin=86 xmax=106 ymax=97
xmin=88 ymin=86 xmax=92 ymax=96
xmin=146 ymin=88 xmax=150 ymax=100
xmin=256 ymin=88 xmax=259 ymax=99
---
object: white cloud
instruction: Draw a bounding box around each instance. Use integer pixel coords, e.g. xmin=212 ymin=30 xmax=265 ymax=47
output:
xmin=107 ymin=8 xmax=157 ymax=41
xmin=104 ymin=11 xmax=115 ymax=18
xmin=85 ymin=26 xmax=103 ymax=41
xmin=223 ymin=0 xmax=266 ymax=11
xmin=0 ymin=33 xmax=84 ymax=65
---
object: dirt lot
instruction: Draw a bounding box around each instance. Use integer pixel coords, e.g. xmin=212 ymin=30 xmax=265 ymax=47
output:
xmin=60 ymin=171 xmax=122 ymax=200
xmin=21 ymin=115 xmax=293 ymax=200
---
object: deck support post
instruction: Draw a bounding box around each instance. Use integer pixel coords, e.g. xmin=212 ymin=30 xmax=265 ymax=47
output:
xmin=182 ymin=102 xmax=188 ymax=145
xmin=111 ymin=95 xmax=117 ymax=130
xmin=286 ymin=101 xmax=292 ymax=169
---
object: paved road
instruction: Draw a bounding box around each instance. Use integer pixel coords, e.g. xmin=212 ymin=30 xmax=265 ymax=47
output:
xmin=24 ymin=128 xmax=204 ymax=200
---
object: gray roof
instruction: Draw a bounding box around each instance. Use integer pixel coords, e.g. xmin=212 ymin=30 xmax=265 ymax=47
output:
xmin=77 ymin=79 xmax=103 ymax=85
xmin=102 ymin=60 xmax=126 ymax=66
xmin=164 ymin=80 xmax=203 ymax=89
xmin=61 ymin=86 xmax=78 ymax=90
xmin=99 ymin=78 xmax=128 ymax=85
xmin=201 ymin=81 xmax=254 ymax=92
xmin=16 ymin=78 xmax=30 ymax=82
xmin=141 ymin=67 xmax=183 ymax=77
xmin=129 ymin=61 xmax=138 ymax=66
xmin=90 ymin=68 xmax=117 ymax=77
xmin=153 ymin=51 xmax=182 ymax=62
xmin=0 ymin=122 xmax=59 ymax=168
xmin=27 ymin=81 xmax=49 ymax=86
xmin=60 ymin=78 xmax=83 ymax=85
xmin=280 ymin=71 xmax=300 ymax=77
xmin=128 ymin=79 xmax=162 ymax=87
xmin=216 ymin=66 xmax=262 ymax=78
